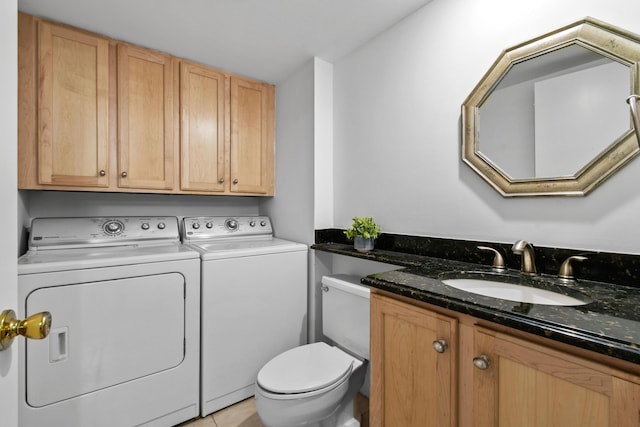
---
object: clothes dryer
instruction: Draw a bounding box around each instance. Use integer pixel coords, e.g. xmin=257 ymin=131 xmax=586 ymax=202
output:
xmin=18 ymin=216 xmax=200 ymax=427
xmin=182 ymin=216 xmax=307 ymax=416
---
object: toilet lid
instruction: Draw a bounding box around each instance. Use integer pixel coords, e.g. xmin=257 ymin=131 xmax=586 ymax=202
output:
xmin=257 ymin=342 xmax=355 ymax=394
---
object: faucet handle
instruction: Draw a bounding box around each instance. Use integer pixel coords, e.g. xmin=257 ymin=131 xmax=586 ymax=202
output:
xmin=477 ymin=246 xmax=506 ymax=271
xmin=558 ymin=255 xmax=588 ymax=280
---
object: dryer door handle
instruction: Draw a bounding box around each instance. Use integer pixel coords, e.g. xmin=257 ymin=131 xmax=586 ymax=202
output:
xmin=0 ymin=309 xmax=51 ymax=351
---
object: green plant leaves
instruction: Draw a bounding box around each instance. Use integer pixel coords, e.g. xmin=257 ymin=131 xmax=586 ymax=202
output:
xmin=344 ymin=216 xmax=381 ymax=240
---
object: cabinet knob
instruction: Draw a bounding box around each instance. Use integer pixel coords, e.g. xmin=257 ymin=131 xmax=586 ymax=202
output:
xmin=432 ymin=339 xmax=448 ymax=353
xmin=121 ymin=171 xmax=128 ymax=178
xmin=99 ymin=170 xmax=106 ymax=176
xmin=473 ymin=354 xmax=491 ymax=370
xmin=233 ymin=178 xmax=239 ymax=184
xmin=218 ymin=177 xmax=225 ymax=183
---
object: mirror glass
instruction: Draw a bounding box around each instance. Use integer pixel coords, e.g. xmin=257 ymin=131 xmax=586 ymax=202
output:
xmin=478 ymin=45 xmax=630 ymax=179
xmin=462 ymin=18 xmax=640 ymax=196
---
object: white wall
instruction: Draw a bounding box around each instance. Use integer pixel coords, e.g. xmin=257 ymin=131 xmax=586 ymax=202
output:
xmin=1 ymin=1 xmax=18 ymax=424
xmin=261 ymin=59 xmax=315 ymax=244
xmin=333 ymin=0 xmax=640 ymax=254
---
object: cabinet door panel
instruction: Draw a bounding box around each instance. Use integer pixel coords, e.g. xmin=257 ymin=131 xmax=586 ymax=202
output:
xmin=473 ymin=327 xmax=640 ymax=427
xmin=230 ymin=77 xmax=274 ymax=195
xmin=180 ymin=62 xmax=227 ymax=192
xmin=38 ymin=22 xmax=109 ymax=187
xmin=117 ymin=44 xmax=174 ymax=190
xmin=371 ymin=294 xmax=457 ymax=427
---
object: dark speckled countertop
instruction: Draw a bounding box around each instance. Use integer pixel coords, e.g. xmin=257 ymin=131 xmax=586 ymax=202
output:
xmin=313 ymin=239 xmax=640 ymax=366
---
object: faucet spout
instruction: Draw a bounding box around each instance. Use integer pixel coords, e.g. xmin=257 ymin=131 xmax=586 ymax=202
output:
xmin=512 ymin=240 xmax=537 ymax=275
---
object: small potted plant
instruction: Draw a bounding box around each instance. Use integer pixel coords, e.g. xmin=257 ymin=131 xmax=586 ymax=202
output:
xmin=344 ymin=216 xmax=381 ymax=252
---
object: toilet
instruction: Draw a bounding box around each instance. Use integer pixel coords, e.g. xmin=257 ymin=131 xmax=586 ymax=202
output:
xmin=255 ymin=274 xmax=370 ymax=427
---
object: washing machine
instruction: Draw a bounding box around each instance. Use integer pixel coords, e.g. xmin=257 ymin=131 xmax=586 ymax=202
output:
xmin=182 ymin=216 xmax=308 ymax=416
xmin=18 ymin=216 xmax=200 ymax=427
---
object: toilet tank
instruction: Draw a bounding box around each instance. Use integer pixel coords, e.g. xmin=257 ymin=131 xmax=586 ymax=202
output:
xmin=321 ymin=275 xmax=370 ymax=359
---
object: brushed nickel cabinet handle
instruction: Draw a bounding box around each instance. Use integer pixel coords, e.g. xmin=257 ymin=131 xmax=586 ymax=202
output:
xmin=473 ymin=354 xmax=491 ymax=370
xmin=121 ymin=171 xmax=128 ymax=178
xmin=432 ymin=339 xmax=448 ymax=353
xmin=99 ymin=170 xmax=106 ymax=176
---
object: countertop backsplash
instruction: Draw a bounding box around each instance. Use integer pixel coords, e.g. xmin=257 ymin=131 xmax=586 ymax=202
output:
xmin=315 ymin=229 xmax=640 ymax=289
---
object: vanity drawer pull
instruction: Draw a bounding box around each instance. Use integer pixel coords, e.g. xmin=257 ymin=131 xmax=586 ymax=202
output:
xmin=432 ymin=339 xmax=448 ymax=353
xmin=473 ymin=354 xmax=491 ymax=370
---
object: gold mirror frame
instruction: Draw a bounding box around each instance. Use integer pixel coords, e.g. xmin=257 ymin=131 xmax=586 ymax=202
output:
xmin=462 ymin=18 xmax=640 ymax=197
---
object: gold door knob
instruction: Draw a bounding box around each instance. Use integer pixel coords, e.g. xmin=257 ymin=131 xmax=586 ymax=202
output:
xmin=0 ymin=309 xmax=52 ymax=351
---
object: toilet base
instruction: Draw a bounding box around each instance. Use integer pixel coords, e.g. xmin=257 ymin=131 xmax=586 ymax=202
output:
xmin=322 ymin=398 xmax=360 ymax=427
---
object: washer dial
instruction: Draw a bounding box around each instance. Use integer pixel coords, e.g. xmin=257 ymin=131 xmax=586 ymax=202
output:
xmin=225 ymin=218 xmax=239 ymax=231
xmin=103 ymin=220 xmax=124 ymax=235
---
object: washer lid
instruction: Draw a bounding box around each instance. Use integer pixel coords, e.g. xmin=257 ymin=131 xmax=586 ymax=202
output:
xmin=257 ymin=342 xmax=355 ymax=394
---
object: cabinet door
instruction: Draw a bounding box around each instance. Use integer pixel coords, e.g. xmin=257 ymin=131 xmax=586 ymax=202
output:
xmin=180 ymin=62 xmax=227 ymax=192
xmin=230 ymin=76 xmax=274 ymax=195
xmin=38 ymin=22 xmax=109 ymax=187
xmin=371 ymin=294 xmax=457 ymax=427
xmin=472 ymin=327 xmax=640 ymax=427
xmin=117 ymin=44 xmax=175 ymax=190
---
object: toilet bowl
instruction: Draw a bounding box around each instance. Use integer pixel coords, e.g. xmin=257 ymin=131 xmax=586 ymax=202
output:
xmin=254 ymin=275 xmax=370 ymax=427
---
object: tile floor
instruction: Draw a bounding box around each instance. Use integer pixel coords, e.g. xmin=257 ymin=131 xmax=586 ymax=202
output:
xmin=177 ymin=397 xmax=264 ymax=427
xmin=176 ymin=394 xmax=369 ymax=427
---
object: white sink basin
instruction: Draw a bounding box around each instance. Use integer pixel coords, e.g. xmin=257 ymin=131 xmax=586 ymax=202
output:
xmin=441 ymin=278 xmax=588 ymax=306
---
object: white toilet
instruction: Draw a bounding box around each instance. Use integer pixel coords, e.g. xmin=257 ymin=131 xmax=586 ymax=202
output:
xmin=255 ymin=274 xmax=370 ymax=427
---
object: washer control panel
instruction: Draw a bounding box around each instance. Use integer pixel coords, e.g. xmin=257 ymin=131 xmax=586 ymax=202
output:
xmin=183 ymin=216 xmax=272 ymax=240
xmin=29 ymin=217 xmax=179 ymax=249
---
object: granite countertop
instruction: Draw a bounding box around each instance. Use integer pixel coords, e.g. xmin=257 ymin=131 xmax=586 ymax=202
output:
xmin=313 ymin=242 xmax=640 ymax=366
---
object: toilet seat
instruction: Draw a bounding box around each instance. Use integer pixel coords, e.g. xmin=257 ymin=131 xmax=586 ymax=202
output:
xmin=256 ymin=342 xmax=357 ymax=395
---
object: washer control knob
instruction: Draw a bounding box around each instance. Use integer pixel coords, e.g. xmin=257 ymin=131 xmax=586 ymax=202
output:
xmin=260 ymin=220 xmax=267 ymax=227
xmin=141 ymin=223 xmax=150 ymax=230
xmin=192 ymin=223 xmax=200 ymax=229
xmin=225 ymin=219 xmax=239 ymax=231
xmin=206 ymin=222 xmax=213 ymax=229
xmin=249 ymin=221 xmax=256 ymax=227
xmin=157 ymin=222 xmax=166 ymax=230
xmin=104 ymin=220 xmax=124 ymax=235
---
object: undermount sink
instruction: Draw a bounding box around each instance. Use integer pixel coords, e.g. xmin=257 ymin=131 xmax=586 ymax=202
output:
xmin=440 ymin=275 xmax=590 ymax=306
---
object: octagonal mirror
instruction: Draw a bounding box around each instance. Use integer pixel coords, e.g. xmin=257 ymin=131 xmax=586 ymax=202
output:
xmin=462 ymin=18 xmax=640 ymax=196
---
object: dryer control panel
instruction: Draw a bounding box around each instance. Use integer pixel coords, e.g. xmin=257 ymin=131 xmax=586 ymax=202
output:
xmin=182 ymin=216 xmax=273 ymax=240
xmin=29 ymin=217 xmax=180 ymax=249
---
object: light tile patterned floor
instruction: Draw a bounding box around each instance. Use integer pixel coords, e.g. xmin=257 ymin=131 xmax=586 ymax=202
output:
xmin=177 ymin=398 xmax=264 ymax=427
xmin=177 ymin=394 xmax=369 ymax=427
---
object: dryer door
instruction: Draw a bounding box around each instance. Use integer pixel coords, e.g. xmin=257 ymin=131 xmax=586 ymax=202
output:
xmin=24 ymin=273 xmax=185 ymax=407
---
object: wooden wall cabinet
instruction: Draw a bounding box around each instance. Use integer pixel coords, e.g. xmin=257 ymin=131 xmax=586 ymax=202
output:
xmin=230 ymin=76 xmax=275 ymax=195
xmin=18 ymin=13 xmax=275 ymax=196
xmin=370 ymin=293 xmax=640 ymax=427
xmin=117 ymin=44 xmax=176 ymax=191
xmin=180 ymin=61 xmax=227 ymax=193
xmin=35 ymin=20 xmax=110 ymax=188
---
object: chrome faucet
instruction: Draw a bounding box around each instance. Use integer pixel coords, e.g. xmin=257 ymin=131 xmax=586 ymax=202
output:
xmin=512 ymin=240 xmax=537 ymax=275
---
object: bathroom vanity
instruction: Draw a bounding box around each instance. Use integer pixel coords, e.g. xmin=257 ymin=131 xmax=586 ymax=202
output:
xmin=313 ymin=234 xmax=640 ymax=427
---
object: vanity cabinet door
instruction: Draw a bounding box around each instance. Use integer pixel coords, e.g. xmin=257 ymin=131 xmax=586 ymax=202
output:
xmin=229 ymin=76 xmax=274 ymax=195
xmin=472 ymin=327 xmax=640 ymax=427
xmin=370 ymin=294 xmax=457 ymax=427
xmin=180 ymin=61 xmax=227 ymax=192
xmin=37 ymin=21 xmax=110 ymax=187
xmin=117 ymin=44 xmax=176 ymax=190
